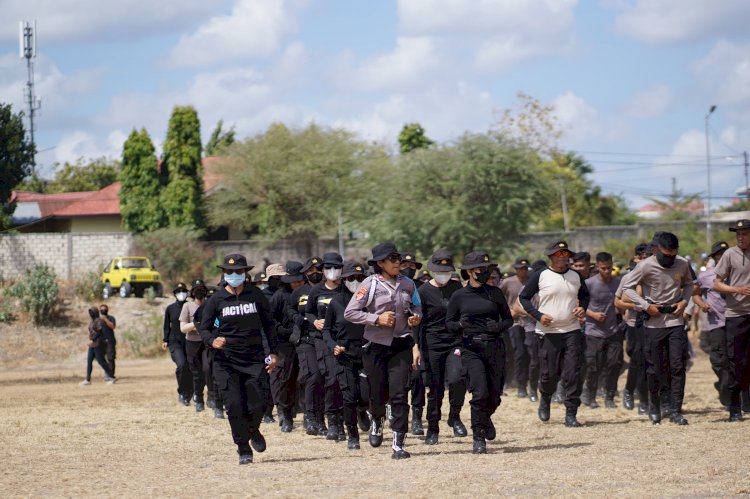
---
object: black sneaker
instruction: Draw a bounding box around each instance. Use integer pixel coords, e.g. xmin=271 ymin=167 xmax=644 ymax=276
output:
xmin=369 ymin=418 xmax=384 ymax=448
xmin=358 ymin=409 xmax=371 ymax=432
xmin=250 ymin=431 xmax=267 ymax=452
xmin=622 ymin=389 xmax=634 ymax=410
xmin=669 ymin=413 xmax=688 ymax=426
xmin=448 ymin=417 xmax=467 ymax=437
xmin=391 ymin=432 xmax=410 ymax=459
xmin=729 ymin=411 xmax=744 ymax=422
xmin=538 ymin=395 xmax=551 ymax=422
xmin=238 ymin=446 xmax=253 ymax=465
xmin=424 ymin=430 xmax=439 ymax=445
xmin=472 ymin=436 xmax=487 ymax=454
xmin=529 ymin=391 xmax=538 ymax=403
xmin=564 ymin=412 xmax=582 ymax=428
xmin=486 ymin=420 xmax=496 ymax=441
xmin=195 ymin=402 xmax=205 ymax=413
xmin=213 ymin=408 xmax=225 ymax=419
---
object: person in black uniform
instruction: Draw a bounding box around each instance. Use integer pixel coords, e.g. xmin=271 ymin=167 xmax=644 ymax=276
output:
xmin=261 ymin=263 xmax=285 ymax=424
xmin=306 ymin=252 xmax=346 ymax=441
xmin=163 ymin=282 xmax=193 ymax=406
xmin=269 ymin=261 xmax=305 ymax=432
xmin=446 ymin=251 xmax=513 ymax=454
xmin=198 ymin=253 xmax=279 ymax=465
xmin=418 ymin=250 xmax=467 ymax=445
xmin=289 ymin=256 xmax=327 ymax=436
xmin=400 ymin=252 xmax=427 ymax=436
xmin=99 ymin=304 xmax=117 ymax=378
xmin=192 ymin=285 xmax=224 ymax=419
xmin=323 ymin=260 xmax=371 ymax=449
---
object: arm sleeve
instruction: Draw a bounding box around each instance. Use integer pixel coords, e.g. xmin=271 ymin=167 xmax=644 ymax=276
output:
xmin=257 ymin=292 xmax=279 ymax=356
xmin=198 ymin=296 xmax=219 ymax=347
xmin=681 ymin=263 xmax=694 ymax=303
xmin=322 ymin=302 xmax=337 ymax=352
xmin=271 ymin=293 xmax=292 ymax=340
xmin=162 ymin=306 xmax=171 ymax=344
xmin=445 ymin=293 xmax=463 ymax=334
xmin=493 ymin=289 xmax=514 ymax=331
xmin=622 ymin=264 xmax=650 ymax=311
xmin=519 ymin=270 xmax=544 ymax=321
xmin=305 ymin=287 xmax=319 ymax=323
xmin=577 ymin=273 xmax=590 ymax=310
xmin=343 ymin=277 xmax=380 ymax=325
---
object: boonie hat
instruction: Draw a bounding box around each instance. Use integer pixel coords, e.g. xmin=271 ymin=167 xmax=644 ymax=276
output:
xmin=264 ymin=263 xmax=286 ymax=281
xmin=217 ymin=253 xmax=253 ymax=272
xmin=400 ymin=253 xmax=423 ymax=269
xmin=513 ymin=257 xmax=530 ymax=269
xmin=427 ymin=250 xmax=454 ymax=272
xmin=368 ymin=242 xmax=400 ymax=267
xmin=709 ymin=241 xmax=729 ymax=257
xmin=302 ymin=257 xmax=322 ymax=273
xmin=281 ymin=261 xmax=305 ymax=283
xmin=729 ymin=220 xmax=750 ymax=232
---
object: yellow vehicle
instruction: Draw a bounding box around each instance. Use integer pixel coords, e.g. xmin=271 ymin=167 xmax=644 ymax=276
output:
xmin=101 ymin=256 xmax=163 ymax=299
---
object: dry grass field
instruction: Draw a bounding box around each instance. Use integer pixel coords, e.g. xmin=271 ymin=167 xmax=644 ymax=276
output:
xmin=1 ymin=352 xmax=749 ymax=498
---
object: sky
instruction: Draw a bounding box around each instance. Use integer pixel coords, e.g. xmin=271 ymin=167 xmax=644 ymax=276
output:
xmin=0 ymin=0 xmax=749 ymax=211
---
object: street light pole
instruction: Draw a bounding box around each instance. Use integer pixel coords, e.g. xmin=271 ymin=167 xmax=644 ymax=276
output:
xmin=705 ymin=105 xmax=716 ymax=247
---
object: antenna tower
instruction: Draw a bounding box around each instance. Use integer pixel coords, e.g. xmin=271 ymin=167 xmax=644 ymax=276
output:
xmin=19 ymin=21 xmax=41 ymax=172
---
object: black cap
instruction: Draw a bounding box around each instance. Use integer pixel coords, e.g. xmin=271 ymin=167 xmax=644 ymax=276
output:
xmin=513 ymin=257 xmax=530 ymax=269
xmin=322 ymin=252 xmax=344 ymax=267
xmin=400 ymin=252 xmax=423 ymax=269
xmin=173 ymin=282 xmax=188 ymax=293
xmin=302 ymin=256 xmax=322 ymax=273
xmin=342 ymin=260 xmax=367 ymax=278
xmin=460 ymin=251 xmax=496 ymax=280
xmin=251 ymin=271 xmax=266 ymax=283
xmin=217 ymin=253 xmax=254 ymax=271
xmin=729 ymin=219 xmax=750 ymax=232
xmin=709 ymin=241 xmax=729 ymax=257
xmin=281 ymin=261 xmax=305 ymax=283
xmin=546 ymin=240 xmax=571 ymax=256
xmin=368 ymin=242 xmax=400 ymax=266
xmin=531 ymin=259 xmax=548 ymax=272
xmin=427 ymin=249 xmax=454 ymax=272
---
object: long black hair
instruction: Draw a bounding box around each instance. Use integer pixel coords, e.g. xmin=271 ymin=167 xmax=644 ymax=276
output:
xmin=88 ymin=307 xmax=100 ymax=320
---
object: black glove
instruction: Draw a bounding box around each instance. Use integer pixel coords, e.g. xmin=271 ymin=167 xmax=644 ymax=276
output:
xmin=293 ymin=314 xmax=305 ymax=327
xmin=486 ymin=319 xmax=502 ymax=333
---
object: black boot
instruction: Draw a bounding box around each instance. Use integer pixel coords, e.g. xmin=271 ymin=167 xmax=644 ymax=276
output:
xmin=649 ymin=400 xmax=661 ymax=425
xmin=369 ymin=417 xmax=384 ymax=448
xmin=249 ymin=430 xmax=266 ymax=452
xmin=538 ymin=393 xmax=551 ymax=422
xmin=581 ymin=388 xmax=598 ymax=409
xmin=305 ymin=414 xmax=318 ymax=436
xmin=280 ymin=408 xmax=293 ymax=433
xmin=447 ymin=410 xmax=468 ymax=437
xmin=529 ymin=390 xmax=538 ymax=403
xmin=391 ymin=432 xmax=411 ymax=459
xmin=411 ymin=407 xmax=424 ymax=436
xmin=472 ymin=429 xmax=487 ymax=454
xmin=335 ymin=414 xmax=347 ymax=442
xmin=486 ymin=419 xmax=496 ymax=441
xmin=669 ymin=405 xmax=688 ymax=426
xmin=357 ymin=408 xmax=371 ymax=432
xmin=347 ymin=425 xmax=360 ymax=450
xmin=237 ymin=445 xmax=253 ymax=465
xmin=316 ymin=413 xmax=328 ymax=436
xmin=424 ymin=428 xmax=439 ymax=445
xmin=729 ymin=407 xmax=744 ymax=422
xmin=564 ymin=407 xmax=582 ymax=427
xmin=517 ymin=386 xmax=528 ymax=398
xmin=326 ymin=414 xmax=339 ymax=441
xmin=622 ymin=388 xmax=634 ymax=410
xmin=604 ymin=391 xmax=616 ymax=409
xmin=742 ymin=389 xmax=750 ymax=414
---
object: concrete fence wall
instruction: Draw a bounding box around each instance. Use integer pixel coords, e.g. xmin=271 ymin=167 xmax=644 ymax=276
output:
xmin=0 ymin=233 xmax=133 ymax=281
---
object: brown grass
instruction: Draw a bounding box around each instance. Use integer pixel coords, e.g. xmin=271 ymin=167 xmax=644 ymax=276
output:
xmin=1 ymin=350 xmax=749 ymax=498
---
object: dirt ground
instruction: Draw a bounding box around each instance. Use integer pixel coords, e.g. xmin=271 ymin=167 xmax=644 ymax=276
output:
xmin=1 ymin=350 xmax=749 ymax=498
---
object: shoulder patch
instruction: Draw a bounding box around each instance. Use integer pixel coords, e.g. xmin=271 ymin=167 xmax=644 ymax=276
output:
xmin=355 ymin=287 xmax=368 ymax=301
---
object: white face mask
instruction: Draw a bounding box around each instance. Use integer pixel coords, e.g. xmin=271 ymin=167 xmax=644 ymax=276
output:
xmin=345 ymin=280 xmax=362 ymax=293
xmin=433 ymin=272 xmax=452 ymax=285
xmin=175 ymin=292 xmax=188 ymax=302
xmin=324 ymin=268 xmax=342 ymax=282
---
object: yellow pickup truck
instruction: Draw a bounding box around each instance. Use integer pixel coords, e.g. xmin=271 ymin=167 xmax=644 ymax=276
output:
xmin=101 ymin=256 xmax=163 ymax=299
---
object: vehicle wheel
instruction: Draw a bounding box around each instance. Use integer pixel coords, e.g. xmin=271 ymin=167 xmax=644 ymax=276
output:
xmin=153 ymin=284 xmax=163 ymax=297
xmin=102 ymin=283 xmax=113 ymax=299
xmin=134 ymin=286 xmax=144 ymax=298
xmin=119 ymin=281 xmax=132 ymax=298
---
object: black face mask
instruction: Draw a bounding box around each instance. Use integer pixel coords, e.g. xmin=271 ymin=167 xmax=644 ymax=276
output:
xmin=99 ymin=309 xmax=108 ymax=317
xmin=307 ymin=272 xmax=323 ymax=285
xmin=400 ymin=268 xmax=416 ymax=279
xmin=656 ymin=251 xmax=676 ymax=268
xmin=193 ymin=289 xmax=207 ymax=300
xmin=474 ymin=269 xmax=492 ymax=284
xmin=268 ymin=277 xmax=281 ymax=290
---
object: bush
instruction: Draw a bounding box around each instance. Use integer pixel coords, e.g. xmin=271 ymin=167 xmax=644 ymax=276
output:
xmin=74 ymin=271 xmax=103 ymax=301
xmin=5 ymin=264 xmax=60 ymax=325
xmin=134 ymin=226 xmax=212 ymax=284
xmin=143 ymin=286 xmax=157 ymax=304
xmin=0 ymin=301 xmax=14 ymax=323
xmin=120 ymin=312 xmax=163 ymax=358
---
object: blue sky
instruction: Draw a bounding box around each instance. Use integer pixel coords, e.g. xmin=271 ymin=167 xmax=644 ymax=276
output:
xmin=1 ymin=0 xmax=748 ymax=211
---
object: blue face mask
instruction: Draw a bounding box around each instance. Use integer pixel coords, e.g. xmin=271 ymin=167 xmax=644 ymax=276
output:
xmin=225 ymin=273 xmax=245 ymax=288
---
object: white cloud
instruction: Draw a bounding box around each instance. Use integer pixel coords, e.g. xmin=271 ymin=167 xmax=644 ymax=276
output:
xmin=338 ymin=37 xmax=443 ymax=93
xmin=693 ymin=40 xmax=750 ymax=111
xmin=0 ymin=0 xmax=230 ymax=42
xmin=624 ymin=84 xmax=672 ymax=118
xmin=167 ymin=0 xmax=308 ymax=68
xmin=613 ymin=0 xmax=750 ymax=44
xmin=53 ymin=129 xmax=126 ymax=164
xmin=553 ymin=91 xmax=627 ymax=147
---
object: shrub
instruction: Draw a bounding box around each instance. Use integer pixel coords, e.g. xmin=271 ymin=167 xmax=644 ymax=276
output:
xmin=134 ymin=226 xmax=212 ymax=284
xmin=5 ymin=264 xmax=60 ymax=325
xmin=143 ymin=286 xmax=157 ymax=304
xmin=120 ymin=312 xmax=163 ymax=358
xmin=74 ymin=271 xmax=103 ymax=301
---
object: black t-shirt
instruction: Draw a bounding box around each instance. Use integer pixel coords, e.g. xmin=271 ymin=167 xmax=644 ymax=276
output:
xmin=322 ymin=289 xmax=365 ymax=366
xmin=270 ymin=285 xmax=293 ymax=342
xmin=288 ymin=283 xmax=313 ymax=339
xmin=163 ymin=300 xmax=187 ymax=345
xmin=417 ymin=280 xmax=462 ymax=349
xmin=305 ymin=282 xmax=341 ymax=339
xmin=446 ymin=284 xmax=513 ymax=337
xmin=198 ymin=285 xmax=277 ymax=371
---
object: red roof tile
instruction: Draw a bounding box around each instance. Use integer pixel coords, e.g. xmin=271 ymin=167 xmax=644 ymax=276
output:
xmin=54 ymin=182 xmax=121 ymax=217
xmin=13 ymin=190 xmax=95 ymax=217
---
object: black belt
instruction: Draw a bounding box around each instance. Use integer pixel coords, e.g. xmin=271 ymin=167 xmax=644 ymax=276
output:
xmin=299 ymin=336 xmax=315 ymax=345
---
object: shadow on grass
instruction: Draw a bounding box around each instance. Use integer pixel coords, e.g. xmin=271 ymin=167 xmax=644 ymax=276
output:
xmin=414 ymin=441 xmax=592 ymax=457
xmin=502 ymin=442 xmax=592 ymax=453
xmin=582 ymin=419 xmax=634 ymax=426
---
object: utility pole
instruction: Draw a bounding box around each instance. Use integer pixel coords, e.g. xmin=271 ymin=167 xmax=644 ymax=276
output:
xmin=704 ymin=105 xmax=716 ymax=247
xmin=19 ymin=21 xmax=41 ymax=173
xmin=744 ymin=151 xmax=749 ymax=202
xmin=559 ymin=177 xmax=569 ymax=232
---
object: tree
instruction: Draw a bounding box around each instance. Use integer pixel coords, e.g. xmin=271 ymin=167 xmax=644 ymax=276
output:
xmin=645 ymin=188 xmax=702 ymax=221
xmin=353 ymin=132 xmax=549 ymax=258
xmin=0 ymin=103 xmax=34 ymax=230
xmin=205 ymin=119 xmax=236 ymax=156
xmin=161 ymin=106 xmax=204 ymax=229
xmin=398 ymin=123 xmax=434 ymax=154
xmin=208 ymin=123 xmax=382 ymax=246
xmin=46 ymin=157 xmax=120 ymax=193
xmin=119 ymin=128 xmax=165 ymax=233
xmin=493 ymin=92 xmax=562 ymax=158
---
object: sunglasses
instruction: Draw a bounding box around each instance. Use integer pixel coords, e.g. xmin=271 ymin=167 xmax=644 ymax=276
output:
xmin=386 ymin=254 xmax=401 ymax=263
xmin=345 ymin=275 xmax=364 ymax=282
xmin=551 ymin=250 xmax=570 ymax=258
xmin=225 ymin=269 xmax=246 ymax=275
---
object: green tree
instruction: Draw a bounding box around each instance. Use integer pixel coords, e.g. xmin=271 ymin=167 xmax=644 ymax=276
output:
xmin=0 ymin=103 xmax=34 ymax=230
xmin=645 ymin=189 xmax=702 ymax=221
xmin=134 ymin=226 xmax=208 ymax=283
xmin=119 ymin=128 xmax=165 ymax=232
xmin=398 ymin=123 xmax=434 ymax=154
xmin=354 ymin=132 xmax=549 ymax=258
xmin=161 ymin=106 xmax=204 ymax=229
xmin=15 ymin=173 xmax=48 ymax=193
xmin=205 ymin=119 xmax=236 ymax=156
xmin=46 ymin=157 xmax=120 ymax=193
xmin=208 ymin=123 xmax=381 ymax=246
